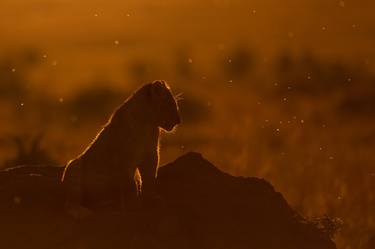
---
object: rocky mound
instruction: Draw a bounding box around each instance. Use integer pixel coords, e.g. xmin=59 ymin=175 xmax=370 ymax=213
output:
xmin=0 ymin=152 xmax=336 ymax=249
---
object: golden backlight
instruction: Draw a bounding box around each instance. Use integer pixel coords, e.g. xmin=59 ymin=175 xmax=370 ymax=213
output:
xmin=0 ymin=1 xmax=374 ymax=248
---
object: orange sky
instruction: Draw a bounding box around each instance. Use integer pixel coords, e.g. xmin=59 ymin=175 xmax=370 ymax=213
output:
xmin=1 ymin=0 xmax=374 ymax=93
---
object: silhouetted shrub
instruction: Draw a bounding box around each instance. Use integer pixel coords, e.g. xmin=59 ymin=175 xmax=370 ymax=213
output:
xmin=3 ymin=133 xmax=57 ymax=168
xmin=311 ymin=215 xmax=343 ymax=239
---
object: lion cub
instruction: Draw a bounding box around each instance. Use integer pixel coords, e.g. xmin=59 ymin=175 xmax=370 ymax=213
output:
xmin=61 ymin=81 xmax=180 ymax=218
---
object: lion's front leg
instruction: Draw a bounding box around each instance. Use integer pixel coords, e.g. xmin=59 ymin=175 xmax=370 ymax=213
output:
xmin=138 ymin=149 xmax=159 ymax=199
xmin=118 ymin=167 xmax=139 ymax=210
xmin=62 ymin=164 xmax=92 ymax=219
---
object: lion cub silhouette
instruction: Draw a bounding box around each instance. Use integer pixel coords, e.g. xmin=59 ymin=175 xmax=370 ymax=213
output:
xmin=61 ymin=81 xmax=180 ymax=218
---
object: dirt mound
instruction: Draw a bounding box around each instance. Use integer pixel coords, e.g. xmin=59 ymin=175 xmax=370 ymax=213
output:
xmin=0 ymin=152 xmax=336 ymax=249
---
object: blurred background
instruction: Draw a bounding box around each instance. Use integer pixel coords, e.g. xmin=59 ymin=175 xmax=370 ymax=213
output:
xmin=0 ymin=0 xmax=374 ymax=248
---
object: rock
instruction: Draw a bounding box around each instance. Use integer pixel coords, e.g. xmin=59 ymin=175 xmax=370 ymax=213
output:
xmin=0 ymin=152 xmax=336 ymax=249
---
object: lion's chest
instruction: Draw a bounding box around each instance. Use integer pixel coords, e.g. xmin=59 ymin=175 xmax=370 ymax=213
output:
xmin=91 ymin=126 xmax=158 ymax=169
xmin=120 ymin=128 xmax=158 ymax=162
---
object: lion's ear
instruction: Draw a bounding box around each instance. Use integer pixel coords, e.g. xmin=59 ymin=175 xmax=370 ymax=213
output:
xmin=150 ymin=81 xmax=165 ymax=99
xmin=152 ymin=80 xmax=166 ymax=87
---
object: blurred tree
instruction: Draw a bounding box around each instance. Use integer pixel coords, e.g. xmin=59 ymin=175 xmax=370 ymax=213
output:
xmin=67 ymin=82 xmax=125 ymax=124
xmin=222 ymin=46 xmax=254 ymax=80
xmin=128 ymin=60 xmax=152 ymax=85
xmin=0 ymin=48 xmax=41 ymax=101
xmin=3 ymin=132 xmax=57 ymax=168
xmin=0 ymin=58 xmax=26 ymax=100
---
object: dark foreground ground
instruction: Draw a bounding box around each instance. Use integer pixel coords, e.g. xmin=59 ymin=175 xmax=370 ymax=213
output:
xmin=0 ymin=152 xmax=336 ymax=249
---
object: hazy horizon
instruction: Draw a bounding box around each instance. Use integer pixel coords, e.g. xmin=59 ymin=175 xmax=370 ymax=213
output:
xmin=1 ymin=0 xmax=374 ymax=94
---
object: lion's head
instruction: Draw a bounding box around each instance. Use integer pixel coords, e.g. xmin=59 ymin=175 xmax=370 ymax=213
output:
xmin=147 ymin=80 xmax=181 ymax=131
